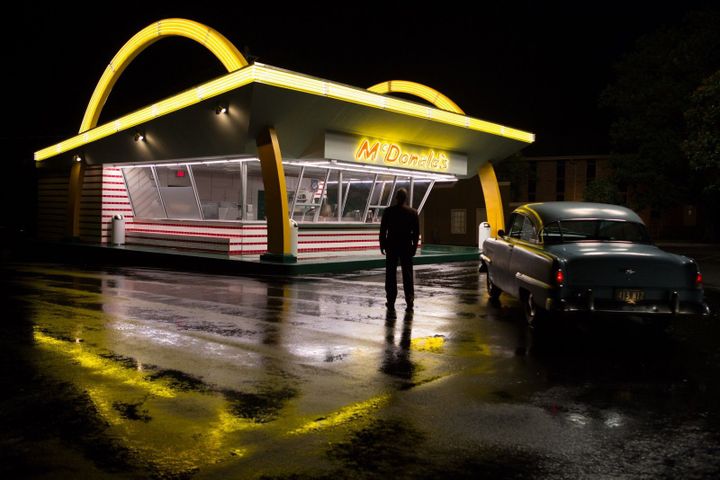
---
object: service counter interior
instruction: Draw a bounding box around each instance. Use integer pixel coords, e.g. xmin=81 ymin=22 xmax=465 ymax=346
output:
xmin=116 ymin=158 xmax=455 ymax=256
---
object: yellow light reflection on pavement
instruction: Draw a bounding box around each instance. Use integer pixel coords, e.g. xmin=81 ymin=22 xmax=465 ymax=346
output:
xmin=411 ymin=336 xmax=445 ymax=353
xmin=289 ymin=394 xmax=391 ymax=435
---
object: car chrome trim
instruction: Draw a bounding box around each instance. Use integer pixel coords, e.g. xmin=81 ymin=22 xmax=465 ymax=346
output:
xmin=515 ymin=272 xmax=552 ymax=290
xmin=480 ymin=253 xmax=492 ymax=264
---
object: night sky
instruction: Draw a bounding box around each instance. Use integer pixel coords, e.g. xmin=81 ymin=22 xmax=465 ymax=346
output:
xmin=2 ymin=2 xmax=715 ymax=229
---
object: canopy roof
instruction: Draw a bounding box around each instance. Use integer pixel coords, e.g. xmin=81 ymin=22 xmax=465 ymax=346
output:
xmin=35 ymin=63 xmax=534 ymax=179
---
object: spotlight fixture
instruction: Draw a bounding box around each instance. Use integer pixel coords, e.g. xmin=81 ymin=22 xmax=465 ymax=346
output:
xmin=73 ymin=154 xmax=82 ymax=162
xmin=134 ymin=132 xmax=145 ymax=142
xmin=215 ymin=103 xmax=228 ymax=115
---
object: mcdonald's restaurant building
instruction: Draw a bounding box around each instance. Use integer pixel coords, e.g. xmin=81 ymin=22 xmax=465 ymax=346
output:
xmin=34 ymin=19 xmax=534 ymax=263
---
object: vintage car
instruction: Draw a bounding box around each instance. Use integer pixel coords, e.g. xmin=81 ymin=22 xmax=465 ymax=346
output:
xmin=481 ymin=202 xmax=709 ymax=326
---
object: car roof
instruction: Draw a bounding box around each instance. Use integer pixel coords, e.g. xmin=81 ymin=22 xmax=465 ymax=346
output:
xmin=515 ymin=202 xmax=645 ymax=226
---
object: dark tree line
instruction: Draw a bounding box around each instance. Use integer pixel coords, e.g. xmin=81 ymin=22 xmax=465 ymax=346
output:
xmin=600 ymin=9 xmax=720 ymax=236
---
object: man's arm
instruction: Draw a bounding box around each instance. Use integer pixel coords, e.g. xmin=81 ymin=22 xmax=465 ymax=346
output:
xmin=379 ymin=209 xmax=388 ymax=254
xmin=411 ymin=210 xmax=420 ymax=256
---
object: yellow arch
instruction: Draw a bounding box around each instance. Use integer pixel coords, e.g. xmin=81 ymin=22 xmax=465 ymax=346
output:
xmin=79 ymin=18 xmax=248 ymax=133
xmin=367 ymin=80 xmax=506 ymax=236
xmin=367 ymin=80 xmax=465 ymax=114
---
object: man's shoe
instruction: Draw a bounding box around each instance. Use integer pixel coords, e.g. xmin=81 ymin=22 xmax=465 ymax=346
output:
xmin=405 ymin=302 xmax=414 ymax=312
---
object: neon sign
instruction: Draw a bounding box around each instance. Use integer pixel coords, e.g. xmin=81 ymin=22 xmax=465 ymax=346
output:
xmin=355 ymin=139 xmax=450 ymax=172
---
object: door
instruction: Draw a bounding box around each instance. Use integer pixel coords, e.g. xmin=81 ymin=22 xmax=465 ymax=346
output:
xmin=492 ymin=213 xmax=525 ymax=291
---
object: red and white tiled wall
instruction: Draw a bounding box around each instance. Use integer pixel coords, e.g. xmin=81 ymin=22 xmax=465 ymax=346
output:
xmin=38 ymin=164 xmax=388 ymax=257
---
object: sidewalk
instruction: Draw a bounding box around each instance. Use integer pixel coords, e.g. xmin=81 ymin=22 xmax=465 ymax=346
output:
xmin=18 ymin=240 xmax=480 ymax=275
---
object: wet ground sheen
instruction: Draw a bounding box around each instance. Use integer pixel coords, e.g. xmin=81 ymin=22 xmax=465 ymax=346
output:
xmin=1 ymin=259 xmax=720 ymax=479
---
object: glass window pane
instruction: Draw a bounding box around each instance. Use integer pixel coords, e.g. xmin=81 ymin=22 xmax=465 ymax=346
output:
xmin=341 ymin=171 xmax=374 ymax=222
xmin=508 ymin=214 xmax=525 ymax=238
xmin=412 ymin=179 xmax=432 ymax=210
xmin=245 ymin=161 xmax=264 ymax=221
xmin=122 ymin=167 xmax=165 ymax=218
xmin=155 ymin=165 xmax=201 ymax=219
xmin=192 ymin=163 xmax=242 ymax=220
xmin=319 ymin=170 xmax=340 ymax=222
xmin=366 ymin=174 xmax=392 ymax=223
xmin=284 ymin=164 xmax=303 ymax=219
xmin=370 ymin=175 xmax=395 ymax=206
xmin=520 ymin=217 xmax=537 ymax=242
xmin=292 ymin=167 xmax=327 ymax=223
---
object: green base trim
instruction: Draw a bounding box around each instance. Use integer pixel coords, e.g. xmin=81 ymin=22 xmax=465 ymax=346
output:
xmin=260 ymin=253 xmax=298 ymax=264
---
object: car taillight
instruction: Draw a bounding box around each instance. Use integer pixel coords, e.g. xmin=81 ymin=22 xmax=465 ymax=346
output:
xmin=555 ymin=269 xmax=565 ymax=285
xmin=695 ymin=272 xmax=703 ymax=287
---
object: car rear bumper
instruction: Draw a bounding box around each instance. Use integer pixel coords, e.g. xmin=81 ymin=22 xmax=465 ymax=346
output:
xmin=554 ymin=298 xmax=710 ymax=317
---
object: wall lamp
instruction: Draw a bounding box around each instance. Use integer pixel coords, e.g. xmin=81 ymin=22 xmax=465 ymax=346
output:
xmin=72 ymin=154 xmax=82 ymax=163
xmin=215 ymin=103 xmax=229 ymax=115
xmin=134 ymin=132 xmax=146 ymax=142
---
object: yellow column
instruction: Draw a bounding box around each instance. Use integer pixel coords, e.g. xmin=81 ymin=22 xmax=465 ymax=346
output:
xmin=256 ymin=127 xmax=295 ymax=262
xmin=478 ymin=162 xmax=505 ymax=237
xmin=66 ymin=160 xmax=85 ymax=239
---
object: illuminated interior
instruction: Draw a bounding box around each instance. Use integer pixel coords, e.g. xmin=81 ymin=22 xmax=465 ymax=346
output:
xmin=120 ymin=157 xmax=454 ymax=224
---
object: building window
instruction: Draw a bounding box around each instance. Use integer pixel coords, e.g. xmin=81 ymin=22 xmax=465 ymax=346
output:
xmin=451 ymin=209 xmax=467 ymax=234
xmin=586 ymin=159 xmax=596 ymax=185
xmin=556 ymin=160 xmax=566 ymax=201
xmin=527 ymin=161 xmax=537 ymax=202
xmin=122 ymin=160 xmax=441 ymax=223
xmin=192 ymin=162 xmax=243 ymax=220
xmin=122 ymin=166 xmax=165 ymax=218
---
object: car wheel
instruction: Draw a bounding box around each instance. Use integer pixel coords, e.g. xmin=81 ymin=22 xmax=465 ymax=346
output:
xmin=486 ymin=272 xmax=501 ymax=300
xmin=524 ymin=291 xmax=547 ymax=328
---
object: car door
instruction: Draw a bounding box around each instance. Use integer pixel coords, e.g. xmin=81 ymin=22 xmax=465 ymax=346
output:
xmin=506 ymin=215 xmax=541 ymax=297
xmin=492 ymin=213 xmax=525 ymax=292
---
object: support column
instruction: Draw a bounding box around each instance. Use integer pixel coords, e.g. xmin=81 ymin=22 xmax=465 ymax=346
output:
xmin=256 ymin=127 xmax=296 ymax=263
xmin=66 ymin=160 xmax=85 ymax=239
xmin=478 ymin=162 xmax=505 ymax=237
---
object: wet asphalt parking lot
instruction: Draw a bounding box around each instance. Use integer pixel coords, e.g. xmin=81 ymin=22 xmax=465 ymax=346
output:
xmin=2 ymin=256 xmax=720 ymax=479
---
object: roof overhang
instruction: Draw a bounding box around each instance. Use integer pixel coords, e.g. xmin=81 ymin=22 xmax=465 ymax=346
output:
xmin=35 ymin=63 xmax=534 ymax=179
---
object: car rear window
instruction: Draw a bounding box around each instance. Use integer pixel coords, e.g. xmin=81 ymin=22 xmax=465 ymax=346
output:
xmin=541 ymin=220 xmax=651 ymax=244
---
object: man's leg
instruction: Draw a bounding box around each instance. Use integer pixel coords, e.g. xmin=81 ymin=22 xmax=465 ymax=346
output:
xmin=385 ymin=252 xmax=399 ymax=308
xmin=400 ymin=253 xmax=414 ymax=309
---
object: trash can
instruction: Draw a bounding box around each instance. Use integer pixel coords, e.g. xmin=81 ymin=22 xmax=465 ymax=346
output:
xmin=111 ymin=214 xmax=125 ymax=245
xmin=478 ymin=222 xmax=491 ymax=252
xmin=289 ymin=219 xmax=299 ymax=257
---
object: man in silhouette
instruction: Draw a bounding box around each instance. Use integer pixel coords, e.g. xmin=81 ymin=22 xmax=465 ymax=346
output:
xmin=380 ymin=188 xmax=419 ymax=311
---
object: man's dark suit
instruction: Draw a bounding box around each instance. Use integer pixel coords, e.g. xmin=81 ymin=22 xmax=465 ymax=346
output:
xmin=380 ymin=204 xmax=420 ymax=308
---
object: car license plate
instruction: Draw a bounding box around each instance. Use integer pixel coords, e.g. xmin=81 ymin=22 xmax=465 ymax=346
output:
xmin=615 ymin=289 xmax=645 ymax=304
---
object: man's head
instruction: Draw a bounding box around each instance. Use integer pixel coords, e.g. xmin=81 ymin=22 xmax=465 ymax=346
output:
xmin=395 ymin=188 xmax=408 ymax=206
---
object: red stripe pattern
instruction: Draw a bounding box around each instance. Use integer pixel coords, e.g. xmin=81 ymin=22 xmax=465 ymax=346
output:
xmin=39 ymin=165 xmax=412 ymax=257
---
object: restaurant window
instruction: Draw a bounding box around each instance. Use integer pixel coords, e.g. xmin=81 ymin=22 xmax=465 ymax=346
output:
xmin=122 ymin=166 xmax=165 ymax=218
xmin=367 ymin=174 xmax=396 ymax=223
xmin=319 ymin=170 xmax=341 ymax=222
xmin=290 ymin=166 xmax=326 ymax=222
xmin=451 ymin=209 xmax=467 ymax=234
xmin=191 ymin=162 xmax=243 ymax=220
xmin=155 ymin=165 xmax=201 ymax=219
xmin=122 ymin=159 xmax=443 ymax=224
xmin=412 ymin=179 xmax=432 ymax=209
xmin=245 ymin=162 xmax=264 ymax=220
xmin=341 ymin=171 xmax=375 ymax=221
